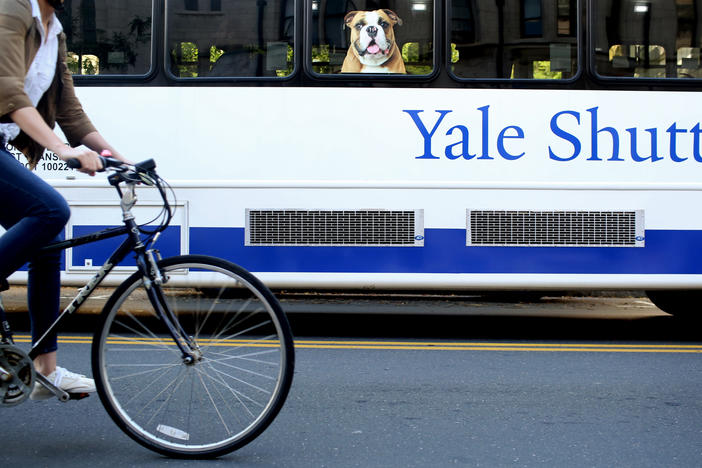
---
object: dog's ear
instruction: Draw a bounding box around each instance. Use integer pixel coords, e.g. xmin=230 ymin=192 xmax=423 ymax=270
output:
xmin=382 ymin=9 xmax=403 ymax=26
xmin=343 ymin=11 xmax=360 ymax=28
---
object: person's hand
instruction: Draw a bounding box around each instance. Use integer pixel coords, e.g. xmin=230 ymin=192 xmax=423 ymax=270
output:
xmin=57 ymin=146 xmax=103 ymax=176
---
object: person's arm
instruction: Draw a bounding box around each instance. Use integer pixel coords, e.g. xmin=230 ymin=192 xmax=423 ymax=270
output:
xmin=0 ymin=2 xmax=33 ymax=120
xmin=80 ymin=131 xmax=130 ymax=164
xmin=10 ymin=106 xmax=103 ymax=175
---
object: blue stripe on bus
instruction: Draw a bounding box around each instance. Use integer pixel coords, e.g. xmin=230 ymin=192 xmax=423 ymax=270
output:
xmin=188 ymin=227 xmax=702 ymax=275
xmin=29 ymin=226 xmax=697 ymax=275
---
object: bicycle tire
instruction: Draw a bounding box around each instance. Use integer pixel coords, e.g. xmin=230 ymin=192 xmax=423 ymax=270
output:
xmin=91 ymin=254 xmax=294 ymax=458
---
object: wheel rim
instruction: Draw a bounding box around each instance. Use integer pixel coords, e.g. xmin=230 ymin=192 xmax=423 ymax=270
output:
xmin=96 ymin=261 xmax=292 ymax=454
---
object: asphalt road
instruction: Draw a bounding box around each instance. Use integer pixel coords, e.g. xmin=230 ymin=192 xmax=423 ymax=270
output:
xmin=2 ymin=294 xmax=702 ymax=467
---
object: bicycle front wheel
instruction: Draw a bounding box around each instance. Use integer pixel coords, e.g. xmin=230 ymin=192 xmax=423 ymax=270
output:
xmin=92 ymin=255 xmax=294 ymax=458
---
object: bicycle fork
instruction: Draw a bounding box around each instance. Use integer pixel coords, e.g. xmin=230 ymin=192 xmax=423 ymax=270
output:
xmin=119 ymin=180 xmax=200 ymax=364
xmin=137 ymin=248 xmax=201 ymax=364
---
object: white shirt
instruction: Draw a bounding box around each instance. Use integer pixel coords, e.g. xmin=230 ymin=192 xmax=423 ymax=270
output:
xmin=0 ymin=0 xmax=63 ymax=143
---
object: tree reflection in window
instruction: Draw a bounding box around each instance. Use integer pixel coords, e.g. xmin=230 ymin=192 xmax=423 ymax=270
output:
xmin=59 ymin=1 xmax=152 ymax=76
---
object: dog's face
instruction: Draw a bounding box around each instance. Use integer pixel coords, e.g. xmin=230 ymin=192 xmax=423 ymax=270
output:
xmin=344 ymin=9 xmax=402 ymax=67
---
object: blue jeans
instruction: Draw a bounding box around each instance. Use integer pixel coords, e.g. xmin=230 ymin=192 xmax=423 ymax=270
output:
xmin=0 ymin=146 xmax=70 ymax=354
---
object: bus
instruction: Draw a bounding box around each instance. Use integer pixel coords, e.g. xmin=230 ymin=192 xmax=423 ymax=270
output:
xmin=5 ymin=0 xmax=702 ymax=318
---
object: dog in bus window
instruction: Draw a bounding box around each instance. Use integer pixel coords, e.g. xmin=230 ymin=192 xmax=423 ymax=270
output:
xmin=341 ymin=9 xmax=406 ymax=74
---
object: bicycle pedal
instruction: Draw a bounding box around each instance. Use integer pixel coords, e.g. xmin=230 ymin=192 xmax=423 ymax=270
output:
xmin=68 ymin=392 xmax=90 ymax=401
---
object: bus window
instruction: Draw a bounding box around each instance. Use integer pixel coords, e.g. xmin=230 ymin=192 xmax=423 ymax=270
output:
xmin=593 ymin=0 xmax=702 ymax=79
xmin=449 ymin=0 xmax=578 ymax=80
xmin=58 ymin=1 xmax=153 ymax=76
xmin=166 ymin=0 xmax=294 ymax=78
xmin=310 ymin=1 xmax=434 ymax=75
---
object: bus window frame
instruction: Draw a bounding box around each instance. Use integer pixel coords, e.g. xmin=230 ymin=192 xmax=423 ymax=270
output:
xmin=162 ymin=0 xmax=299 ymax=83
xmin=70 ymin=0 xmax=160 ymax=85
xmin=303 ymin=0 xmax=441 ymax=82
xmin=587 ymin=0 xmax=702 ymax=85
xmin=445 ymin=0 xmax=583 ymax=84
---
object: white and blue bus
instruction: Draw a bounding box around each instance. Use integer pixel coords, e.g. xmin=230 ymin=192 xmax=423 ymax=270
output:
xmin=6 ymin=0 xmax=702 ymax=317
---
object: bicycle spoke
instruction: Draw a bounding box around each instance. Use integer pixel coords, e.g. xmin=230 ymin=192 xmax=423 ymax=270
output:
xmin=204 ymin=356 xmax=277 ymax=380
xmin=196 ymin=364 xmax=260 ymax=418
xmin=207 ymin=368 xmax=247 ymax=429
xmin=121 ymin=363 xmax=183 ymax=407
xmin=143 ymin=367 xmax=189 ymax=427
xmin=195 ymin=367 xmax=232 ymax=435
xmin=206 ymin=364 xmax=272 ymax=394
xmin=207 ymin=351 xmax=280 ymax=367
xmin=200 ymin=333 xmax=278 ymax=359
xmin=112 ymin=317 xmax=179 ymax=356
xmin=107 ymin=333 xmax=176 ymax=354
xmin=192 ymin=285 xmax=234 ymax=341
xmin=201 ymin=321 xmax=274 ymax=355
xmin=199 ymin=300 xmax=255 ymax=351
xmin=108 ymin=361 xmax=182 ymax=381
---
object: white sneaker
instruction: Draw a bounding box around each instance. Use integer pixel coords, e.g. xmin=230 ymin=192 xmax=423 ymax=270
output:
xmin=30 ymin=366 xmax=96 ymax=401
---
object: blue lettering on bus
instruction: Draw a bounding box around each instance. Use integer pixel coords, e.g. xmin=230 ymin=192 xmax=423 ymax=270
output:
xmin=667 ymin=123 xmax=688 ymax=162
xmin=498 ymin=126 xmax=526 ymax=160
xmin=549 ymin=110 xmax=581 ymax=161
xmin=406 ymin=108 xmax=702 ymax=164
xmin=477 ymin=105 xmax=493 ymax=160
xmin=627 ymin=127 xmax=661 ymax=162
xmin=693 ymin=123 xmax=702 ymax=162
xmin=445 ymin=125 xmax=475 ymax=159
xmin=588 ymin=107 xmax=621 ymax=161
xmin=404 ymin=107 xmax=526 ymax=161
xmin=402 ymin=109 xmax=451 ymax=159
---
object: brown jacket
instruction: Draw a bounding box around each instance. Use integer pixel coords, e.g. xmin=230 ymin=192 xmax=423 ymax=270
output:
xmin=0 ymin=0 xmax=96 ymax=167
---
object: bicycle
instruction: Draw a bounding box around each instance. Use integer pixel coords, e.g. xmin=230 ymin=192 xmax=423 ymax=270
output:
xmin=0 ymin=156 xmax=295 ymax=458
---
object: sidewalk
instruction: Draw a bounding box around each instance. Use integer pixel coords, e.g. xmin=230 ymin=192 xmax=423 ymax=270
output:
xmin=1 ymin=286 xmax=659 ymax=319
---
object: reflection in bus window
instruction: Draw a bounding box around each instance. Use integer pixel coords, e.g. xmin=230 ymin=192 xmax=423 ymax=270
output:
xmin=173 ymin=42 xmax=199 ymax=78
xmin=58 ymin=1 xmax=152 ymax=76
xmin=522 ymin=0 xmax=543 ymax=37
xmin=67 ymin=53 xmax=100 ymax=75
xmin=450 ymin=0 xmax=577 ymax=79
xmin=609 ymin=44 xmax=666 ymax=78
xmin=167 ymin=0 xmax=294 ymax=78
xmin=310 ymin=1 xmax=434 ymax=75
xmin=184 ymin=0 xmax=222 ymax=11
xmin=678 ymin=47 xmax=701 ymax=77
xmin=593 ymin=0 xmax=702 ymax=79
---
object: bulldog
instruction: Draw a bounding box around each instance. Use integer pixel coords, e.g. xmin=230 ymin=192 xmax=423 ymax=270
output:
xmin=341 ymin=9 xmax=406 ymax=74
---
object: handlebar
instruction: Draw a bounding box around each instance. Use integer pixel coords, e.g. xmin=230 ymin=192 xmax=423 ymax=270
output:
xmin=66 ymin=151 xmax=171 ymax=236
xmin=66 ymin=155 xmax=121 ymax=171
xmin=66 ymin=152 xmax=157 ymax=180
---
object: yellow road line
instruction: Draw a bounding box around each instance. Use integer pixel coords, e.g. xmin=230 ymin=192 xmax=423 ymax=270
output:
xmin=10 ymin=335 xmax=702 ymax=353
xmin=293 ymin=342 xmax=702 ymax=353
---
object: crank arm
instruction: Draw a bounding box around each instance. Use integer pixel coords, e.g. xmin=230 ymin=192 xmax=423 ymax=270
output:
xmin=34 ymin=372 xmax=70 ymax=402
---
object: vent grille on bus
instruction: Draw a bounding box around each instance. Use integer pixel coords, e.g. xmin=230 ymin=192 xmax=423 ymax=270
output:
xmin=467 ymin=210 xmax=644 ymax=247
xmin=246 ymin=210 xmax=424 ymax=246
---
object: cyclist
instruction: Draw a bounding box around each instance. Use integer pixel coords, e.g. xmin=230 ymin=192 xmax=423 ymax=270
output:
xmin=0 ymin=0 xmax=128 ymax=399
